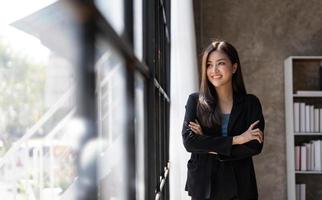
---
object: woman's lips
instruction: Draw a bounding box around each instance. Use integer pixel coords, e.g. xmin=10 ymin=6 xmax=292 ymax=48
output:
xmin=211 ymin=75 xmax=222 ymax=79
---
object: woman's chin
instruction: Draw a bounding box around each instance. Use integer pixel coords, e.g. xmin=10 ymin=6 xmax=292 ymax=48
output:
xmin=210 ymin=81 xmax=222 ymax=87
xmin=210 ymin=80 xmax=230 ymax=88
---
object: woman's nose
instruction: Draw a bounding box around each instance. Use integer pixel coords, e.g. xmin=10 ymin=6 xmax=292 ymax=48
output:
xmin=212 ymin=65 xmax=219 ymax=73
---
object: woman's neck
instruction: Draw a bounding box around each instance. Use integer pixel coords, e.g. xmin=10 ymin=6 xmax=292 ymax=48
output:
xmin=215 ymin=84 xmax=233 ymax=113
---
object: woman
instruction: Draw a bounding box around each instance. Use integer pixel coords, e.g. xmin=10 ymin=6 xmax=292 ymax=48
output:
xmin=182 ymin=41 xmax=265 ymax=200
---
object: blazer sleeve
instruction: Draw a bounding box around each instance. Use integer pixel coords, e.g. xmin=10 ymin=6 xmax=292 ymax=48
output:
xmin=219 ymin=95 xmax=265 ymax=162
xmin=182 ymin=94 xmax=233 ymax=156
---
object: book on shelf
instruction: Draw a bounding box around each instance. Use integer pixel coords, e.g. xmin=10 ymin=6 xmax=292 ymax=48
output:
xmin=301 ymin=184 xmax=306 ymax=200
xmin=294 ymin=103 xmax=300 ymax=132
xmin=300 ymin=103 xmax=305 ymax=132
xmin=314 ymin=109 xmax=320 ymax=132
xmin=310 ymin=142 xmax=314 ymax=171
xmin=320 ymin=108 xmax=322 ymax=133
xmin=295 ymin=183 xmax=306 ymax=200
xmin=320 ymin=66 xmax=322 ymax=90
xmin=295 ymin=146 xmax=301 ymax=171
xmin=296 ymin=184 xmax=300 ymax=200
xmin=314 ymin=140 xmax=321 ymax=171
xmin=296 ymin=90 xmax=322 ymax=96
xmin=301 ymin=145 xmax=307 ymax=171
xmin=305 ymin=105 xmax=310 ymax=132
xmin=295 ymin=184 xmax=301 ymax=200
xmin=294 ymin=102 xmax=322 ymax=133
xmin=310 ymin=106 xmax=314 ymax=132
xmin=305 ymin=143 xmax=311 ymax=170
xmin=295 ymin=140 xmax=322 ymax=171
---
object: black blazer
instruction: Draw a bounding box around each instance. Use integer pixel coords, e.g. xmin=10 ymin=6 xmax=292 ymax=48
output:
xmin=182 ymin=92 xmax=265 ymax=200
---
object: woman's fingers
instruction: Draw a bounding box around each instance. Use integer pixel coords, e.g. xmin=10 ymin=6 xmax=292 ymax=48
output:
xmin=251 ymin=129 xmax=263 ymax=142
xmin=189 ymin=121 xmax=199 ymax=126
xmin=250 ymin=128 xmax=260 ymax=133
xmin=251 ymin=132 xmax=263 ymax=143
xmin=189 ymin=122 xmax=201 ymax=131
xmin=252 ymin=130 xmax=264 ymax=141
xmin=252 ymin=132 xmax=262 ymax=142
xmin=188 ymin=122 xmax=202 ymax=134
xmin=248 ymin=120 xmax=259 ymax=131
xmin=189 ymin=123 xmax=199 ymax=130
xmin=250 ymin=133 xmax=261 ymax=143
xmin=191 ymin=127 xmax=202 ymax=135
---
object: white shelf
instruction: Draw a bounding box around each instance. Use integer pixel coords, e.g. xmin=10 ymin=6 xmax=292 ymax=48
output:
xmin=294 ymin=133 xmax=322 ymax=136
xmin=293 ymin=94 xmax=322 ymax=98
xmin=295 ymin=171 xmax=322 ymax=174
xmin=288 ymin=56 xmax=322 ymax=60
xmin=284 ymin=56 xmax=322 ymax=200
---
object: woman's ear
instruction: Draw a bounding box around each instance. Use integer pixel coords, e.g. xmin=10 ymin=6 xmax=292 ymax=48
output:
xmin=232 ymin=63 xmax=238 ymax=74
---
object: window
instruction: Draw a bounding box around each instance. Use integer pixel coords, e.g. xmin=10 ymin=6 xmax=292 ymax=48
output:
xmin=0 ymin=0 xmax=170 ymax=199
xmin=143 ymin=0 xmax=171 ymax=199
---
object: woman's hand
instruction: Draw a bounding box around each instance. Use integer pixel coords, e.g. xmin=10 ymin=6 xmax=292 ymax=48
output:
xmin=188 ymin=120 xmax=203 ymax=135
xmin=233 ymin=120 xmax=264 ymax=145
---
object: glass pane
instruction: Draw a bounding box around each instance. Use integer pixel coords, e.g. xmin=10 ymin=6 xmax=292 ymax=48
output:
xmin=95 ymin=35 xmax=127 ymax=200
xmin=135 ymin=72 xmax=145 ymax=200
xmin=134 ymin=0 xmax=143 ymax=60
xmin=0 ymin=1 xmax=82 ymax=199
xmin=95 ymin=0 xmax=124 ymax=35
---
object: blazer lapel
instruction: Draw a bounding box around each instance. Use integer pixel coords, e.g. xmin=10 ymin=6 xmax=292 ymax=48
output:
xmin=227 ymin=93 xmax=245 ymax=136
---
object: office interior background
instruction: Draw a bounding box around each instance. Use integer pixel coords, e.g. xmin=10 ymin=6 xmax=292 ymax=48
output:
xmin=1 ymin=0 xmax=322 ymax=199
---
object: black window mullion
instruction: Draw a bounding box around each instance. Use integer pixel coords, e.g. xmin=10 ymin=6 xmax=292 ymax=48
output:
xmin=159 ymin=92 xmax=163 ymax=181
xmin=143 ymin=0 xmax=157 ymax=198
xmin=162 ymin=97 xmax=166 ymax=184
xmin=164 ymin=0 xmax=171 ymax=95
xmin=125 ymin=66 xmax=136 ymax=200
xmin=156 ymin=1 xmax=161 ymax=82
xmin=124 ymin=0 xmax=133 ymax=47
xmin=160 ymin=3 xmax=165 ymax=88
xmin=156 ymin=88 xmax=161 ymax=194
xmin=146 ymin=78 xmax=156 ymax=200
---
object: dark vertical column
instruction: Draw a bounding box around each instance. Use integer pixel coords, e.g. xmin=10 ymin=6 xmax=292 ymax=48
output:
xmin=164 ymin=0 xmax=171 ymax=96
xmin=125 ymin=65 xmax=136 ymax=200
xmin=124 ymin=0 xmax=134 ymax=46
xmin=73 ymin=2 xmax=98 ymax=199
xmin=124 ymin=0 xmax=136 ymax=199
xmin=163 ymin=0 xmax=171 ymax=199
xmin=143 ymin=0 xmax=157 ymax=199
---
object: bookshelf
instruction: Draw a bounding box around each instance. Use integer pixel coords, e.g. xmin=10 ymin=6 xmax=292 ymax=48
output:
xmin=285 ymin=56 xmax=322 ymax=200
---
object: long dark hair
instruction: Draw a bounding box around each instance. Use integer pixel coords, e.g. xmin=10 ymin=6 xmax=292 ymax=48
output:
xmin=197 ymin=41 xmax=246 ymax=129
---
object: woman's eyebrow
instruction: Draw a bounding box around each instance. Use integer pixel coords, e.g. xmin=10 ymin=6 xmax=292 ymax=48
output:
xmin=216 ymin=58 xmax=226 ymax=62
xmin=207 ymin=58 xmax=226 ymax=64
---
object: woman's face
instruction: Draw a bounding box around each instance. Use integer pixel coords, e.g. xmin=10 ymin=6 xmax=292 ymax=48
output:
xmin=206 ymin=50 xmax=237 ymax=88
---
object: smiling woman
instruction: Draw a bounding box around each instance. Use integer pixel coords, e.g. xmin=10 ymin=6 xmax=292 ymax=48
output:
xmin=182 ymin=40 xmax=265 ymax=200
xmin=206 ymin=50 xmax=237 ymax=91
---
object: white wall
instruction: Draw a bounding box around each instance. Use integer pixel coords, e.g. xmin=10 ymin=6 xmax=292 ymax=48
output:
xmin=170 ymin=0 xmax=198 ymax=199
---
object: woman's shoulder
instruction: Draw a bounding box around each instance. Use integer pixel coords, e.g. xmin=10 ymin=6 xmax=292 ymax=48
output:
xmin=188 ymin=92 xmax=199 ymax=99
xmin=185 ymin=92 xmax=199 ymax=106
xmin=245 ymin=93 xmax=262 ymax=106
xmin=245 ymin=93 xmax=259 ymax=100
xmin=246 ymin=93 xmax=259 ymax=101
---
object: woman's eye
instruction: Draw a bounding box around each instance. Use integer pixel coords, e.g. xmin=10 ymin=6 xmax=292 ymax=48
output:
xmin=206 ymin=64 xmax=211 ymax=68
xmin=218 ymin=62 xmax=225 ymax=65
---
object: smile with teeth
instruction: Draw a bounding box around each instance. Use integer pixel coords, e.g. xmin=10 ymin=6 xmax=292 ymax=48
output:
xmin=211 ymin=75 xmax=222 ymax=79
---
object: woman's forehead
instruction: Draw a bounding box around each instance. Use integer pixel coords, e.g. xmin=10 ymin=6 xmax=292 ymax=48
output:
xmin=208 ymin=51 xmax=228 ymax=62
